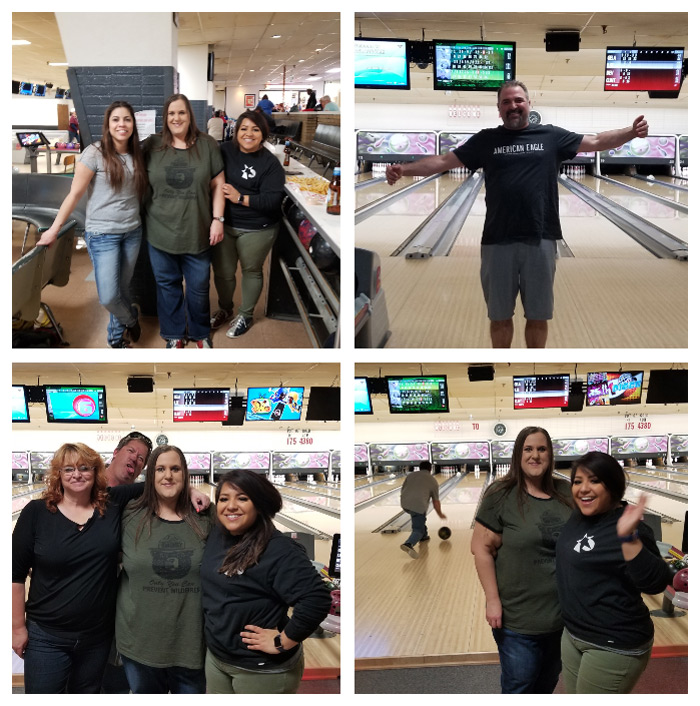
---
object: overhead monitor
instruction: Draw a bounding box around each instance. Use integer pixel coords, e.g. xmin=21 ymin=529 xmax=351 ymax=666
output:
xmin=513 ymin=374 xmax=569 ymax=409
xmin=604 ymin=47 xmax=684 ymax=92
xmin=434 ymin=40 xmax=516 ymax=91
xmin=44 ymin=385 xmax=108 ymax=423
xmin=173 ymin=388 xmax=231 ymax=422
xmin=586 ymin=371 xmax=643 ymax=406
xmin=386 ymin=375 xmax=449 ymax=414
xmin=355 ymin=37 xmax=411 ymax=90
xmin=354 ymin=377 xmax=373 ymax=415
xmin=12 ymin=385 xmax=30 ymax=423
xmin=246 ymin=387 xmax=304 ymax=422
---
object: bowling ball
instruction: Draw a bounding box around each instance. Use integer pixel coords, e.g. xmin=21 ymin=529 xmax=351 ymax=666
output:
xmin=673 ymin=568 xmax=688 ymax=593
xmin=309 ymin=233 xmax=339 ymax=272
xmin=287 ymin=205 xmax=305 ymax=231
xmin=298 ymin=219 xmax=317 ymax=250
xmin=438 ymin=526 xmax=451 ymax=540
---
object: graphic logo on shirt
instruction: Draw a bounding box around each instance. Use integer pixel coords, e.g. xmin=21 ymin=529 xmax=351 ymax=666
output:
xmin=573 ymin=533 xmax=595 ymax=553
xmin=537 ymin=510 xmax=566 ymax=551
xmin=150 ymin=533 xmax=194 ymax=579
xmin=241 ymin=164 xmax=256 ymax=180
xmin=165 ymin=158 xmax=196 ymax=190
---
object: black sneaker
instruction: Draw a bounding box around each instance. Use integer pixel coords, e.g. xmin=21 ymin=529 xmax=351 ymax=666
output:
xmin=109 ymin=338 xmax=131 ymax=348
xmin=210 ymin=308 xmax=233 ymax=330
xmin=225 ymin=314 xmax=252 ymax=338
xmin=400 ymin=543 xmax=418 ymax=559
xmin=127 ymin=320 xmax=141 ymax=343
xmin=419 ymin=535 xmax=431 ymax=543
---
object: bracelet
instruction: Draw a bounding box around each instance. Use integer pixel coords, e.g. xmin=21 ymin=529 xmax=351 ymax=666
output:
xmin=619 ymin=530 xmax=639 ymax=543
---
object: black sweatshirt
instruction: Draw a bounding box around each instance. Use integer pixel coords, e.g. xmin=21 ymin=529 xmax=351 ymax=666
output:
xmin=556 ymin=504 xmax=672 ymax=650
xmin=201 ymin=526 xmax=331 ymax=670
xmin=220 ymin=143 xmax=286 ymax=230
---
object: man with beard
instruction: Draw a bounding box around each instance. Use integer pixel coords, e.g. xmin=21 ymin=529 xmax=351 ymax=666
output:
xmin=386 ymin=80 xmax=648 ymax=349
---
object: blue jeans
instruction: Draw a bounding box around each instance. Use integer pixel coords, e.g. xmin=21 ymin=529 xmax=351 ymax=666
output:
xmin=121 ymin=655 xmax=206 ymax=694
xmin=147 ymin=243 xmax=211 ymax=341
xmin=23 ymin=619 xmax=113 ymax=693
xmin=493 ymin=626 xmax=562 ymax=694
xmin=406 ymin=511 xmax=428 ymax=546
xmin=84 ymin=228 xmax=141 ymax=346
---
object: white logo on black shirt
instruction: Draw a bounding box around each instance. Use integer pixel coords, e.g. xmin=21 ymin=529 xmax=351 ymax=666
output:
xmin=241 ymin=164 xmax=256 ymax=180
xmin=574 ymin=533 xmax=595 ymax=553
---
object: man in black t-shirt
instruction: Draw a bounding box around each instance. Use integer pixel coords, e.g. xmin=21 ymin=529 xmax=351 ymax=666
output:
xmin=386 ymin=81 xmax=649 ymax=348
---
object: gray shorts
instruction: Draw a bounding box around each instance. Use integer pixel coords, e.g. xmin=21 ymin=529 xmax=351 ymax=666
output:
xmin=480 ymin=239 xmax=557 ymax=321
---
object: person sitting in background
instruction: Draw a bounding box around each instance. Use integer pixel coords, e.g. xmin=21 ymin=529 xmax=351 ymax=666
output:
xmin=116 ymin=445 xmax=212 ymax=693
xmin=319 ymin=96 xmax=339 ymax=111
xmin=556 ymin=452 xmax=672 ymax=694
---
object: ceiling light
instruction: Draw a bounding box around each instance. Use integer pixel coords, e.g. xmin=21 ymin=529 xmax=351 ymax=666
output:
xmin=13 ymin=40 xmax=31 ymax=46
xmin=326 ymin=68 xmax=341 ymax=73
xmin=48 ymin=62 xmax=68 ymax=66
xmin=271 ymin=34 xmax=281 ymax=38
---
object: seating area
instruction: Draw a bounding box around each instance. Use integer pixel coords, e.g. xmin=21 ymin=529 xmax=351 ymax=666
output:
xmin=270 ymin=119 xmax=302 ymax=145
xmin=12 ymin=173 xmax=83 ymax=346
xmin=291 ymin=124 xmax=340 ymax=176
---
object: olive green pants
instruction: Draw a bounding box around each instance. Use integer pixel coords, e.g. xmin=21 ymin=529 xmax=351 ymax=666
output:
xmin=561 ymin=627 xmax=651 ymax=693
xmin=204 ymin=648 xmax=304 ymax=694
xmin=211 ymin=224 xmax=279 ymax=318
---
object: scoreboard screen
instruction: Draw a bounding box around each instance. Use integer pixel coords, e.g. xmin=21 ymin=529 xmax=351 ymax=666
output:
xmin=386 ymin=376 xmax=449 ymax=413
xmin=604 ymin=47 xmax=684 ymax=91
xmin=173 ymin=388 xmax=230 ymax=422
xmin=513 ymin=375 xmax=569 ymax=409
xmin=434 ymin=40 xmax=516 ymax=91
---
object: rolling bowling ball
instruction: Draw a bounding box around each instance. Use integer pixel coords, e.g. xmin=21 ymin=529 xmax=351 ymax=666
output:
xmin=298 ymin=219 xmax=317 ymax=250
xmin=438 ymin=526 xmax=451 ymax=540
xmin=309 ymin=233 xmax=339 ymax=272
xmin=673 ymin=568 xmax=688 ymax=593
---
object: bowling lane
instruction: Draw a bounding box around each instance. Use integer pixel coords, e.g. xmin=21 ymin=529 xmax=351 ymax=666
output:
xmin=610 ymin=175 xmax=688 ymax=207
xmin=592 ymin=175 xmax=688 ymax=242
xmin=355 ymin=174 xmax=463 ymax=258
xmin=275 ymin=483 xmax=340 ymax=514
xmin=355 ymin=471 xmax=487 ymax=535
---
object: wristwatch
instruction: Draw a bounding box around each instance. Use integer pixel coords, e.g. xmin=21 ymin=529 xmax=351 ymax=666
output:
xmin=213 ymin=216 xmax=224 ymax=222
xmin=273 ymin=634 xmax=286 ymax=652
xmin=237 ymin=193 xmax=245 ymax=204
xmin=619 ymin=530 xmax=640 ymax=543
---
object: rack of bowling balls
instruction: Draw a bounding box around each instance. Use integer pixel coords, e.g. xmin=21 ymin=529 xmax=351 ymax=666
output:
xmin=663 ymin=549 xmax=688 ymax=613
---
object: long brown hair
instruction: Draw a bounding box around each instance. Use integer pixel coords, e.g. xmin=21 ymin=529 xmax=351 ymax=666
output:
xmin=159 ymin=93 xmax=201 ymax=150
xmin=124 ymin=445 xmax=208 ymax=545
xmin=215 ymin=470 xmax=282 ymax=576
xmin=487 ymin=426 xmax=571 ymax=514
xmin=99 ymin=101 xmax=148 ymax=200
xmin=43 ymin=443 xmax=108 ymax=516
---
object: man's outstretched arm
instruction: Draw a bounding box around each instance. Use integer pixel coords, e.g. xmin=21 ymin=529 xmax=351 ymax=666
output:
xmin=386 ymin=151 xmax=463 ymax=185
xmin=579 ymin=115 xmax=648 ymax=153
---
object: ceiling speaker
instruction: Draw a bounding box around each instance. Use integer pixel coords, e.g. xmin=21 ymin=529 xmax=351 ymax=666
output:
xmin=127 ymin=377 xmax=154 ymax=393
xmin=468 ymin=365 xmax=495 ymax=382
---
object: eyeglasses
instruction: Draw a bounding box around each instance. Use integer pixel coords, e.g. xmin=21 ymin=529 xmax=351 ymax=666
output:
xmin=61 ymin=465 xmax=96 ymax=477
xmin=122 ymin=432 xmax=153 ymax=454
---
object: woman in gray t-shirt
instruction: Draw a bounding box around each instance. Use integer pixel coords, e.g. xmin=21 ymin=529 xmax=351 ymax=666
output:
xmin=38 ymin=101 xmax=148 ymax=348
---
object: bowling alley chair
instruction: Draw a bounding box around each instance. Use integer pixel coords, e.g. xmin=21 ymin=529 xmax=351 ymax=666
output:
xmin=63 ymin=155 xmax=76 ymax=173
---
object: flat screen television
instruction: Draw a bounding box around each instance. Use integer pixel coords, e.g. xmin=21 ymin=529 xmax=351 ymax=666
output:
xmin=33 ymin=84 xmax=46 ymax=97
xmin=434 ymin=40 xmax=516 ymax=91
xmin=513 ymin=374 xmax=569 ymax=409
xmin=45 ymin=385 xmax=108 ymax=423
xmin=305 ymin=387 xmax=340 ymax=421
xmin=328 ymin=533 xmax=341 ymax=578
xmin=16 ymin=132 xmax=50 ymax=148
xmin=12 ymin=80 xmax=20 ymax=94
xmin=55 ymin=87 xmax=66 ymax=99
xmin=586 ymin=371 xmax=643 ymax=406
xmin=173 ymin=388 xmax=230 ymax=422
xmin=646 ymin=369 xmax=688 ymax=404
xmin=12 ymin=385 xmax=30 ymax=423
xmin=246 ymin=387 xmax=304 ymax=421
xmin=19 ymin=82 xmax=33 ymax=95
xmin=355 ymin=37 xmax=411 ymax=90
xmin=354 ymin=377 xmax=373 ymax=415
xmin=604 ymin=47 xmax=684 ymax=92
xmin=386 ymin=375 xmax=449 ymax=414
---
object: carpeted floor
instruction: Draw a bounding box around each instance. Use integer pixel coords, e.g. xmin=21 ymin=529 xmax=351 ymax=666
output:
xmin=356 ymin=657 xmax=688 ymax=694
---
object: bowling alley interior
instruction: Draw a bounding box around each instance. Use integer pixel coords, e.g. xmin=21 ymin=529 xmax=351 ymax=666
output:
xmin=12 ymin=362 xmax=341 ymax=693
xmin=354 ymin=12 xmax=687 ymax=349
xmin=12 ymin=12 xmax=340 ymax=349
xmin=354 ymin=362 xmax=688 ymax=693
